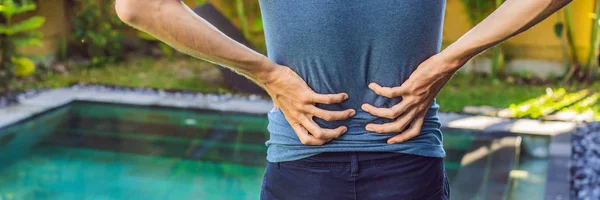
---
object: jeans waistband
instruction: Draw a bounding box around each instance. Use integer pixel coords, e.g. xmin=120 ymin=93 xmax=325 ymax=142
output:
xmin=278 ymin=152 xmax=435 ymax=170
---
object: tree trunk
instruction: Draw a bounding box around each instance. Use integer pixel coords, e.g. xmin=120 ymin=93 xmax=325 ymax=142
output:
xmin=562 ymin=6 xmax=581 ymax=83
xmin=585 ymin=0 xmax=600 ymax=83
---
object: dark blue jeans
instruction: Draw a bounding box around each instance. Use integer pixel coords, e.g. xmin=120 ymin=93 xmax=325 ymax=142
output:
xmin=261 ymin=152 xmax=449 ymax=200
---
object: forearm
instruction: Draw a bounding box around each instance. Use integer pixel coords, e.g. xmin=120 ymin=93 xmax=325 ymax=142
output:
xmin=440 ymin=0 xmax=572 ymax=72
xmin=115 ymin=0 xmax=274 ymax=83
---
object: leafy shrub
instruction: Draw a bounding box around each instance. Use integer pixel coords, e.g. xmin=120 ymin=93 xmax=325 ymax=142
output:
xmin=199 ymin=0 xmax=265 ymax=53
xmin=136 ymin=31 xmax=174 ymax=57
xmin=0 ymin=0 xmax=45 ymax=92
xmin=460 ymin=0 xmax=505 ymax=79
xmin=69 ymin=0 xmax=124 ymax=66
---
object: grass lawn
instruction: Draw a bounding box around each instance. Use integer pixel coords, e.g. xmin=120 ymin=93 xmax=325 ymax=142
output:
xmin=11 ymin=56 xmax=229 ymax=94
xmin=436 ymin=74 xmax=599 ymax=112
xmin=10 ymin=56 xmax=600 ymax=113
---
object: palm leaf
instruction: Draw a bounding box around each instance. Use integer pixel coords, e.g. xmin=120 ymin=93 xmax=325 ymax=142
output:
xmin=12 ymin=37 xmax=42 ymax=47
xmin=0 ymin=24 xmax=8 ymax=34
xmin=5 ymin=16 xmax=45 ymax=35
xmin=13 ymin=4 xmax=36 ymax=14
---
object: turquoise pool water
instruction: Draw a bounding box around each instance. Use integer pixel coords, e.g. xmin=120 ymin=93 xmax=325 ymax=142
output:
xmin=0 ymin=102 xmax=537 ymax=200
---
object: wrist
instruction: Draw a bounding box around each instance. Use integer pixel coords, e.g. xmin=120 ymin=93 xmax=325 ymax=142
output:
xmin=437 ymin=49 xmax=470 ymax=74
xmin=251 ymin=57 xmax=281 ymax=86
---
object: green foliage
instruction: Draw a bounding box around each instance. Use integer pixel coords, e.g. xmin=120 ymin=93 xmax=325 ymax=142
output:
xmin=11 ymin=56 xmax=34 ymax=76
xmin=136 ymin=31 xmax=174 ymax=57
xmin=436 ymin=74 xmax=551 ymax=112
xmin=460 ymin=0 xmax=505 ymax=79
xmin=235 ymin=0 xmax=249 ymax=39
xmin=0 ymin=16 xmax=43 ymax=35
xmin=12 ymin=57 xmax=228 ymax=94
xmin=508 ymin=88 xmax=592 ymax=118
xmin=561 ymin=3 xmax=600 ymax=83
xmin=460 ymin=0 xmax=497 ymax=25
xmin=0 ymin=0 xmax=45 ymax=92
xmin=70 ymin=0 xmax=125 ymax=66
xmin=585 ymin=1 xmax=600 ymax=81
xmin=203 ymin=0 xmax=265 ymax=52
xmin=563 ymin=93 xmax=599 ymax=113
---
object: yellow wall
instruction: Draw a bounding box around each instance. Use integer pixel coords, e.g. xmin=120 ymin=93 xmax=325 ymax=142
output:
xmin=18 ymin=0 xmax=597 ymax=63
xmin=16 ymin=0 xmax=68 ymax=57
xmin=443 ymin=0 xmax=594 ymax=62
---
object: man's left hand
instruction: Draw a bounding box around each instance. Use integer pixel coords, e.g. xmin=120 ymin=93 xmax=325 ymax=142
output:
xmin=361 ymin=54 xmax=459 ymax=144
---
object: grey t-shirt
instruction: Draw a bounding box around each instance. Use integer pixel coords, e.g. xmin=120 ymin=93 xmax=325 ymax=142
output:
xmin=259 ymin=0 xmax=447 ymax=162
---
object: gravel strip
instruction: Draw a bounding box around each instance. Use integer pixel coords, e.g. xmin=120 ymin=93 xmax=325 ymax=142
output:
xmin=0 ymin=83 xmax=267 ymax=110
xmin=572 ymin=122 xmax=600 ymax=200
xmin=67 ymin=83 xmax=266 ymax=102
xmin=0 ymin=89 xmax=49 ymax=108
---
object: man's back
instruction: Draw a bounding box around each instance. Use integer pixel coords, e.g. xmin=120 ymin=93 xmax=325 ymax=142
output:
xmin=260 ymin=0 xmax=447 ymax=162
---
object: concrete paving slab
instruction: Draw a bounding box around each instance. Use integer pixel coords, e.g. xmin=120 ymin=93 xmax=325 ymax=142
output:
xmin=510 ymin=120 xmax=577 ymax=136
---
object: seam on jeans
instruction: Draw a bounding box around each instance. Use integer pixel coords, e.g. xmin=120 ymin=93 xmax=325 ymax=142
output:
xmin=444 ymin=168 xmax=450 ymax=199
xmin=260 ymin=165 xmax=269 ymax=200
xmin=364 ymin=156 xmax=442 ymax=170
xmin=353 ymin=177 xmax=357 ymax=200
xmin=423 ymin=185 xmax=444 ymax=200
xmin=279 ymin=162 xmax=348 ymax=169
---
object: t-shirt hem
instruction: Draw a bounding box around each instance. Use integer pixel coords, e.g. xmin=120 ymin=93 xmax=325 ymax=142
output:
xmin=266 ymin=144 xmax=446 ymax=163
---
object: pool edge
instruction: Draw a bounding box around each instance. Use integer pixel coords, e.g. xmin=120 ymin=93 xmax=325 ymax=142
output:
xmin=544 ymin=131 xmax=573 ymax=200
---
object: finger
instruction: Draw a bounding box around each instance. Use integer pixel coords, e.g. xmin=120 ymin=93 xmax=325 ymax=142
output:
xmin=361 ymin=103 xmax=395 ymax=119
xmin=300 ymin=117 xmax=347 ymax=140
xmin=361 ymin=102 xmax=412 ymax=119
xmin=290 ymin=122 xmax=325 ymax=146
xmin=308 ymin=93 xmax=348 ymax=104
xmin=387 ymin=112 xmax=426 ymax=144
xmin=306 ymin=106 xmax=356 ymax=121
xmin=365 ymin=109 xmax=417 ymax=134
xmin=368 ymin=83 xmax=409 ymax=98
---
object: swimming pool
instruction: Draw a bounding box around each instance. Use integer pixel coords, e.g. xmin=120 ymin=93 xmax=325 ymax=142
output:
xmin=0 ymin=101 xmax=528 ymax=199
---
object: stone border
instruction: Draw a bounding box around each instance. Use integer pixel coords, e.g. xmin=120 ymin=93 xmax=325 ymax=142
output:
xmin=545 ymin=131 xmax=572 ymax=200
xmin=438 ymin=112 xmax=577 ymax=137
xmin=0 ymin=86 xmax=273 ymax=130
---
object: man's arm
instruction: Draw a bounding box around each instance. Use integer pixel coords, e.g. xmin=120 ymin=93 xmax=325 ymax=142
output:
xmin=115 ymin=0 xmax=356 ymax=145
xmin=441 ymin=0 xmax=573 ymax=72
xmin=362 ymin=0 xmax=573 ymax=144
xmin=115 ymin=0 xmax=270 ymax=81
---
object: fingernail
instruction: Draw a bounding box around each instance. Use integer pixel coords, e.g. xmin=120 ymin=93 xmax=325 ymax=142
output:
xmin=343 ymin=94 xmax=349 ymax=100
xmin=349 ymin=110 xmax=356 ymax=116
xmin=365 ymin=125 xmax=374 ymax=132
xmin=387 ymin=140 xmax=395 ymax=144
xmin=361 ymin=104 xmax=369 ymax=112
xmin=342 ymin=126 xmax=348 ymax=132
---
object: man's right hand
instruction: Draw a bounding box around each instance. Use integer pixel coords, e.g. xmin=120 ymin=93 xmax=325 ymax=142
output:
xmin=259 ymin=64 xmax=356 ymax=146
xmin=114 ymin=1 xmax=354 ymax=145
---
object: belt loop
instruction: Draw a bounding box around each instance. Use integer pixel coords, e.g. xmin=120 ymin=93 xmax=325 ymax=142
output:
xmin=350 ymin=153 xmax=359 ymax=177
xmin=277 ymin=162 xmax=280 ymax=169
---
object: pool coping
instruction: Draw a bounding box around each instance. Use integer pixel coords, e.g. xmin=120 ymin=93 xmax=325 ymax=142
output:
xmin=0 ymin=87 xmax=274 ymax=131
xmin=544 ymin=131 xmax=573 ymax=200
